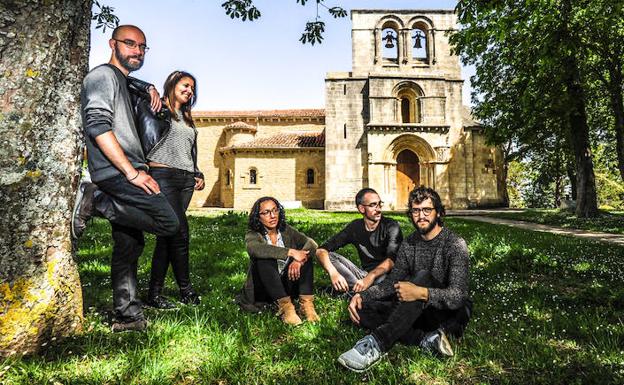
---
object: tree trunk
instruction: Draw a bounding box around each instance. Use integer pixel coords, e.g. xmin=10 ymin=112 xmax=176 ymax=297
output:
xmin=566 ymin=160 xmax=577 ymax=200
xmin=563 ymin=58 xmax=599 ymax=217
xmin=500 ymin=158 xmax=510 ymax=207
xmin=607 ymin=66 xmax=624 ymax=182
xmin=0 ymin=0 xmax=92 ymax=357
xmin=559 ymin=0 xmax=598 ymax=218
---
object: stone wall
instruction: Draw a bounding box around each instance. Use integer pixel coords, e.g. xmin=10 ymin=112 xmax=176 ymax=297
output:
xmin=192 ymin=116 xmax=324 ymax=208
xmin=229 ymin=150 xmax=325 ymax=210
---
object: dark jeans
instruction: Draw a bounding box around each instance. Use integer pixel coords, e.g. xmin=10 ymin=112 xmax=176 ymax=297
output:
xmin=148 ymin=168 xmax=196 ymax=296
xmin=252 ymin=257 xmax=314 ymax=302
xmin=95 ymin=173 xmax=179 ymax=322
xmin=359 ymin=270 xmax=472 ymax=352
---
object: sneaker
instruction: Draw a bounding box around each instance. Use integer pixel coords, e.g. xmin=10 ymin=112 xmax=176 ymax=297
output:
xmin=337 ymin=335 xmax=385 ymax=372
xmin=111 ymin=318 xmax=148 ymax=332
xmin=71 ymin=181 xmax=98 ymax=239
xmin=146 ymin=295 xmax=177 ymax=310
xmin=180 ymin=289 xmax=200 ymax=305
xmin=419 ymin=329 xmax=454 ymax=357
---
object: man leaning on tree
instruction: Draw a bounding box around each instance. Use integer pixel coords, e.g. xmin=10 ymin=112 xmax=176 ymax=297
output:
xmin=72 ymin=25 xmax=179 ymax=332
xmin=338 ymin=186 xmax=473 ymax=372
xmin=315 ymin=188 xmax=403 ymax=295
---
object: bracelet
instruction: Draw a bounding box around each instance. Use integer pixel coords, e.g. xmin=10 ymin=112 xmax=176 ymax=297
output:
xmin=128 ymin=170 xmax=140 ymax=181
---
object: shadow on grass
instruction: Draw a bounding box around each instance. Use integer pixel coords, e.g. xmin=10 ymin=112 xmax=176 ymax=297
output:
xmin=3 ymin=212 xmax=623 ymax=384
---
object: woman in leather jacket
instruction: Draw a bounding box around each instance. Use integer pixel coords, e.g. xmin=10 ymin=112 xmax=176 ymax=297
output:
xmin=129 ymin=70 xmax=204 ymax=308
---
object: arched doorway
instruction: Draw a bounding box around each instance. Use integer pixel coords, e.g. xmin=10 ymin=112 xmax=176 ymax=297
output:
xmin=396 ymin=150 xmax=419 ymax=209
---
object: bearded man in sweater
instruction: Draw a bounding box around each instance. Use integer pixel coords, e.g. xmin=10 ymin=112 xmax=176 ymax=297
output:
xmin=338 ymin=187 xmax=472 ymax=372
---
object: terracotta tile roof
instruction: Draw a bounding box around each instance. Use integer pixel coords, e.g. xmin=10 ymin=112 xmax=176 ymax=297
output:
xmin=224 ymin=121 xmax=256 ymax=130
xmin=224 ymin=131 xmax=325 ymax=150
xmin=195 ymin=109 xmax=325 ymax=118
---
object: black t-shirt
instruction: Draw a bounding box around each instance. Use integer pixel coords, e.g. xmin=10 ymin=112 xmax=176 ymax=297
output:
xmin=319 ymin=216 xmax=403 ymax=271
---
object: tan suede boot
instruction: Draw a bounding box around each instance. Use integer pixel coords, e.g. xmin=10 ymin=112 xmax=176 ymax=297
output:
xmin=277 ymin=297 xmax=303 ymax=326
xmin=299 ymin=295 xmax=320 ymax=323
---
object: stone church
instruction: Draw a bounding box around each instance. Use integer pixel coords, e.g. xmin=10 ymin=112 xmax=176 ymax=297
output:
xmin=191 ymin=9 xmax=505 ymax=211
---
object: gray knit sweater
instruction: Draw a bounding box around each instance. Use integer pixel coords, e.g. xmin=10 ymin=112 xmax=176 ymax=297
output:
xmin=360 ymin=227 xmax=470 ymax=310
xmin=81 ymin=64 xmax=146 ymax=182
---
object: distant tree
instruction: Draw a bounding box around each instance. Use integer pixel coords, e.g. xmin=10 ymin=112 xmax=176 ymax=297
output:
xmin=451 ymin=0 xmax=599 ymax=217
xmin=578 ymin=0 xmax=624 ymax=183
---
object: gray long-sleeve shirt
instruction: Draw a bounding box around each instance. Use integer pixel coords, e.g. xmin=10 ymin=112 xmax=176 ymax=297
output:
xmin=360 ymin=227 xmax=470 ymax=310
xmin=81 ymin=64 xmax=147 ymax=182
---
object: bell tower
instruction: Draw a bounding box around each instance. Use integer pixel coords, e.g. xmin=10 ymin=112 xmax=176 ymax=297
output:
xmin=324 ymin=9 xmax=505 ymax=210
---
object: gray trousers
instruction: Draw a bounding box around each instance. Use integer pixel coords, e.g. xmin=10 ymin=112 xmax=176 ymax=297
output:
xmin=328 ymin=252 xmax=386 ymax=289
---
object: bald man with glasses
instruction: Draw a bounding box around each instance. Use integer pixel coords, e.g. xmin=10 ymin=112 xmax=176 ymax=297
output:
xmin=315 ymin=188 xmax=403 ymax=294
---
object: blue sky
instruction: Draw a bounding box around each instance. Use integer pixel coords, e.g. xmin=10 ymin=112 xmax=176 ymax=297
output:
xmin=89 ymin=0 xmax=471 ymax=110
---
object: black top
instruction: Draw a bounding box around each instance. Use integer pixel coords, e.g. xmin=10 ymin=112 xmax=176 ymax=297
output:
xmin=319 ymin=216 xmax=403 ymax=271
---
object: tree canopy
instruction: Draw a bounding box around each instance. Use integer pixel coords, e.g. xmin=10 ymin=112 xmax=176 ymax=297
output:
xmin=451 ymin=0 xmax=624 ymax=215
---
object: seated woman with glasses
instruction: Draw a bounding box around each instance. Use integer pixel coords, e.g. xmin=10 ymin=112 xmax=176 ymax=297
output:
xmin=236 ymin=196 xmax=320 ymax=325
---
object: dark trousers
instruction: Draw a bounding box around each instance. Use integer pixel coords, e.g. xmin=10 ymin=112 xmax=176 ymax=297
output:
xmin=148 ymin=168 xmax=196 ymax=296
xmin=359 ymin=270 xmax=472 ymax=352
xmin=329 ymin=252 xmax=386 ymax=289
xmin=252 ymin=258 xmax=314 ymax=302
xmin=95 ymin=173 xmax=179 ymax=322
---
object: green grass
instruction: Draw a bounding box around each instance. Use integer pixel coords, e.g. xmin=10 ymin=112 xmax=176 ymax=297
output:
xmin=2 ymin=211 xmax=624 ymax=384
xmin=483 ymin=208 xmax=624 ymax=235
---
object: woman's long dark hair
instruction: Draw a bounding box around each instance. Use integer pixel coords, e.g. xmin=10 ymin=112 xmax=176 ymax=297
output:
xmin=248 ymin=196 xmax=287 ymax=234
xmin=163 ymin=70 xmax=197 ymax=127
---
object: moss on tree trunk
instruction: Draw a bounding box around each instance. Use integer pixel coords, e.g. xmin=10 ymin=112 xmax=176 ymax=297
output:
xmin=0 ymin=0 xmax=92 ymax=357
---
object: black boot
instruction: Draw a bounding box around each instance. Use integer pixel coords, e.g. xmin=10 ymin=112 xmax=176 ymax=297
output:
xmin=147 ymin=286 xmax=177 ymax=309
xmin=180 ymin=287 xmax=200 ymax=305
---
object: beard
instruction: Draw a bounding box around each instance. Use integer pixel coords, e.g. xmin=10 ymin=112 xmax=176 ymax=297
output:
xmin=114 ymin=48 xmax=144 ymax=72
xmin=415 ymin=215 xmax=438 ymax=235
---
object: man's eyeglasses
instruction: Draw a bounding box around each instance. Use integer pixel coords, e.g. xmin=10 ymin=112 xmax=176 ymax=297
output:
xmin=113 ymin=38 xmax=149 ymax=52
xmin=410 ymin=207 xmax=435 ymax=216
xmin=361 ymin=201 xmax=384 ymax=209
xmin=259 ymin=208 xmax=280 ymax=216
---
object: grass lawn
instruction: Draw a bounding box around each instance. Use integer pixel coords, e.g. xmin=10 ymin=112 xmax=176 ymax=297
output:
xmin=483 ymin=209 xmax=624 ymax=235
xmin=2 ymin=211 xmax=623 ymax=384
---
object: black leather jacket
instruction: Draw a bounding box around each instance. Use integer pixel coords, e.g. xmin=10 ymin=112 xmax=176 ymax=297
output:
xmin=127 ymin=77 xmax=203 ymax=179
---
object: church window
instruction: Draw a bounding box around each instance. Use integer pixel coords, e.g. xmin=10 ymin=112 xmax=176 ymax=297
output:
xmin=382 ymin=26 xmax=399 ymax=62
xmin=411 ymin=27 xmax=427 ymax=60
xmin=401 ymin=98 xmax=411 ymax=123
xmin=396 ymin=83 xmax=424 ymax=124
xmin=306 ymin=168 xmax=315 ymax=185
xmin=226 ymin=169 xmax=231 ymax=186
xmin=249 ymin=168 xmax=257 ymax=185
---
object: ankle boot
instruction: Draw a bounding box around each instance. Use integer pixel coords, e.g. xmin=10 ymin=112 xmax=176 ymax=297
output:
xmin=276 ymin=297 xmax=302 ymax=326
xmin=299 ymin=295 xmax=320 ymax=323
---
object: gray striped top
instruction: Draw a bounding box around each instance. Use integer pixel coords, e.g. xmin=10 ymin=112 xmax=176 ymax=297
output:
xmin=147 ymin=111 xmax=196 ymax=173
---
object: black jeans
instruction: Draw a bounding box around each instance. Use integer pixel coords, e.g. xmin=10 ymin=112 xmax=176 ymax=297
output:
xmin=148 ymin=168 xmax=196 ymax=296
xmin=359 ymin=270 xmax=472 ymax=352
xmin=252 ymin=258 xmax=314 ymax=302
xmin=95 ymin=173 xmax=179 ymax=322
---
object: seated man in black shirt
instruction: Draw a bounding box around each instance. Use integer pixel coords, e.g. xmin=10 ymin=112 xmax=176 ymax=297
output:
xmin=337 ymin=186 xmax=472 ymax=372
xmin=315 ymin=188 xmax=403 ymax=293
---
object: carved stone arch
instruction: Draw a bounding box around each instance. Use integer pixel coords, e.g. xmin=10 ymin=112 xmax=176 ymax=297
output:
xmin=384 ymin=134 xmax=436 ymax=163
xmin=384 ymin=134 xmax=436 ymax=209
xmin=375 ymin=15 xmax=405 ymax=30
xmin=375 ymin=16 xmax=405 ymax=63
xmin=393 ymin=81 xmax=425 ymax=123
